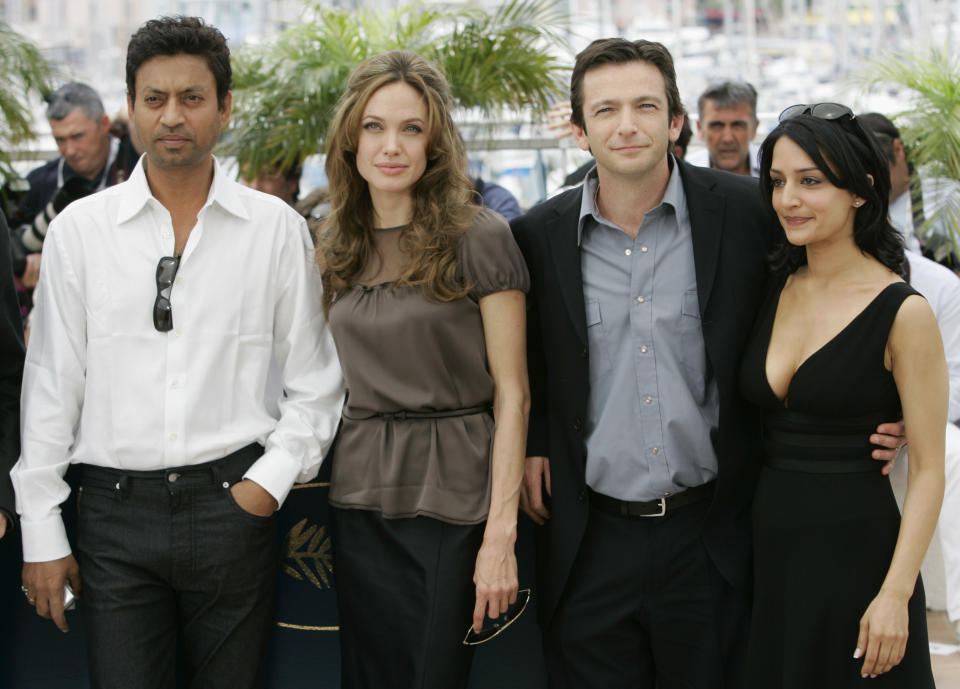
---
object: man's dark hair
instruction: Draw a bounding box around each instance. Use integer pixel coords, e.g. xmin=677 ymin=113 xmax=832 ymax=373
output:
xmin=45 ymin=83 xmax=105 ymax=122
xmin=675 ymin=108 xmax=693 ymax=158
xmin=570 ymin=38 xmax=683 ymax=131
xmin=126 ymin=16 xmax=231 ymax=110
xmin=857 ymin=112 xmax=901 ymax=164
xmin=759 ymin=113 xmax=903 ymax=277
xmin=697 ymin=80 xmax=758 ymax=121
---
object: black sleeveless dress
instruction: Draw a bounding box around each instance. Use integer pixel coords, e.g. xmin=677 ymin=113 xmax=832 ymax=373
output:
xmin=739 ymin=277 xmax=935 ymax=688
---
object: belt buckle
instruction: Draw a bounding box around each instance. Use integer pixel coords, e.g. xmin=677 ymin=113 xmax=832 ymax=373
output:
xmin=640 ymin=497 xmax=666 ymax=518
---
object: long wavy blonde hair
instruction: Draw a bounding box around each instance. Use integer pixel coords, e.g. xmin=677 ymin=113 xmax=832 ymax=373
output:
xmin=318 ymin=50 xmax=476 ymax=312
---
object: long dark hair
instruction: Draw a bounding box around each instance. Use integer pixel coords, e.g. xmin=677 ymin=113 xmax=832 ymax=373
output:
xmin=758 ymin=113 xmax=905 ymax=276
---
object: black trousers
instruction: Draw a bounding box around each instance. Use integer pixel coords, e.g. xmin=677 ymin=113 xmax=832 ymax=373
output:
xmin=332 ymin=507 xmax=484 ymax=689
xmin=76 ymin=444 xmax=278 ymax=689
xmin=544 ymin=498 xmax=749 ymax=689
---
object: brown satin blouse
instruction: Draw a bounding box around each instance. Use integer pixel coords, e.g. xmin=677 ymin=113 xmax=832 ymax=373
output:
xmin=327 ymin=207 xmax=530 ymax=524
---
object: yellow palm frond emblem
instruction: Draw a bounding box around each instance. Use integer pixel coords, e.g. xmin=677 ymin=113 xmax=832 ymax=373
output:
xmin=281 ymin=518 xmax=333 ymax=589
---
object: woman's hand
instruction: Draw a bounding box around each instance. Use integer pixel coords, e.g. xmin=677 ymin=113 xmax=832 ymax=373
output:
xmin=472 ymin=531 xmax=518 ymax=633
xmin=854 ymin=589 xmax=909 ymax=678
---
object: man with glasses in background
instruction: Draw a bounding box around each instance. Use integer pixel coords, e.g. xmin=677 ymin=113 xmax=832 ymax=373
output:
xmin=687 ymin=80 xmax=761 ymax=178
xmin=12 ymin=16 xmax=343 ymax=688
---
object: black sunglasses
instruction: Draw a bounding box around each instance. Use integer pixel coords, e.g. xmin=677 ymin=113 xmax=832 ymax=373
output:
xmin=779 ymin=102 xmax=855 ymax=123
xmin=462 ymin=588 xmax=531 ymax=646
xmin=153 ymin=255 xmax=180 ymax=332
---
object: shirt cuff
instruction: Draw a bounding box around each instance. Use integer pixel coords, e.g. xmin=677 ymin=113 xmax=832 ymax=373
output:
xmin=242 ymin=448 xmax=301 ymax=509
xmin=20 ymin=514 xmax=72 ymax=562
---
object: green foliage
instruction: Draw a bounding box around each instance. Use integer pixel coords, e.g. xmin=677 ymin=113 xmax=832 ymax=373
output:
xmin=861 ymin=47 xmax=960 ymax=259
xmin=223 ymin=0 xmax=569 ymax=178
xmin=0 ymin=22 xmax=57 ymax=186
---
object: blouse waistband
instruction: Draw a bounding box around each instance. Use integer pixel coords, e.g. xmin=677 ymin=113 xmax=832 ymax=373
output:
xmin=343 ymin=405 xmax=492 ymax=422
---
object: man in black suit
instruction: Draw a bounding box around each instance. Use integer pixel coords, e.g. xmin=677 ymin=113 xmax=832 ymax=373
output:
xmin=511 ymin=39 xmax=901 ymax=689
xmin=1 ymin=213 xmax=24 ymax=539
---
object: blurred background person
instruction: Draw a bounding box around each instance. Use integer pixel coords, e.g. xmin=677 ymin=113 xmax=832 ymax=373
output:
xmin=242 ymin=160 xmax=302 ymax=205
xmin=0 ymin=213 xmax=23 ymax=541
xmin=8 ymin=83 xmax=139 ymax=292
xmin=859 ymin=112 xmax=959 ymax=268
xmin=687 ymin=80 xmax=759 ymax=177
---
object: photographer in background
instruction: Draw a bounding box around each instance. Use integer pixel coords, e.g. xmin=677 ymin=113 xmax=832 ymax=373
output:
xmin=0 ymin=213 xmax=23 ymax=539
xmin=8 ymin=83 xmax=139 ymax=291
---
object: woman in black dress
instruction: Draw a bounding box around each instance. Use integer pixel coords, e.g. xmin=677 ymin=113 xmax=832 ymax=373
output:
xmin=741 ymin=104 xmax=945 ymax=687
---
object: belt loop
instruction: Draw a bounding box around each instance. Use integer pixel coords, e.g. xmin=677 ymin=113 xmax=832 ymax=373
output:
xmin=211 ymin=462 xmax=223 ymax=488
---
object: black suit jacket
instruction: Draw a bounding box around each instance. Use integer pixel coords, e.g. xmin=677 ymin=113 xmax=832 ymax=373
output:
xmin=0 ymin=214 xmax=25 ymax=529
xmin=511 ymin=159 xmax=782 ymax=626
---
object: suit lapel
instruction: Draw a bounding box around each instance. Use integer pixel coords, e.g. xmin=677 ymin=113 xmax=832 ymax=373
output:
xmin=545 ymin=193 xmax=588 ymax=346
xmin=680 ymin=161 xmax=725 ymax=317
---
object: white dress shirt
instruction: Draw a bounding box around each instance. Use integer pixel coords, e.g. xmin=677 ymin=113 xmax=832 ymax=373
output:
xmin=906 ymin=251 xmax=960 ymax=422
xmin=12 ymin=157 xmax=345 ymax=562
xmin=891 ymin=176 xmax=960 ymax=254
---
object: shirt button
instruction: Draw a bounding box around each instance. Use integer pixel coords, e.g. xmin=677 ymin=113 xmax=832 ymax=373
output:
xmin=651 ymin=447 xmax=660 ymax=455
xmin=641 ymin=246 xmax=648 ymax=253
xmin=169 ymin=432 xmax=178 ymax=440
xmin=174 ymin=329 xmax=182 ymax=337
xmin=644 ymin=395 xmax=653 ymax=404
xmin=636 ymin=296 xmax=645 ymax=303
xmin=625 ymin=248 xmax=632 ymax=256
xmin=171 ymin=380 xmax=180 ymax=389
xmin=640 ymin=345 xmax=648 ymax=353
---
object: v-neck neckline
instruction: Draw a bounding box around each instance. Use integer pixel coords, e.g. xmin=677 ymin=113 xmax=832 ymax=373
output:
xmin=762 ymin=279 xmax=901 ymax=408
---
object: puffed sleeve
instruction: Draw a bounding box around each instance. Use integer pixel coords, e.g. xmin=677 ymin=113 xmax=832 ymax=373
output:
xmin=458 ymin=207 xmax=530 ymax=300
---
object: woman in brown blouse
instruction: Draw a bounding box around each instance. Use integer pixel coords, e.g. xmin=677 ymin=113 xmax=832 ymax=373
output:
xmin=317 ymin=51 xmax=530 ymax=688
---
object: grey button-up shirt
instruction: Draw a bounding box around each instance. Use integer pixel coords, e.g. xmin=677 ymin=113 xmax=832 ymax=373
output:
xmin=578 ymin=159 xmax=720 ymax=501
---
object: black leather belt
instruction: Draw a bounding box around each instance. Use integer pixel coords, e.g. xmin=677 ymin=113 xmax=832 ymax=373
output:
xmin=588 ymin=481 xmax=715 ymax=518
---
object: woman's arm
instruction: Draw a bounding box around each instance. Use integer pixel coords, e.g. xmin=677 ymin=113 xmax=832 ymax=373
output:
xmin=857 ymin=294 xmax=946 ymax=678
xmin=472 ymin=288 xmax=530 ymax=632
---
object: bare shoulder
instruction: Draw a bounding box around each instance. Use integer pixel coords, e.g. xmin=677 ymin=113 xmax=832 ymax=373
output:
xmin=889 ymin=291 xmax=941 ymax=354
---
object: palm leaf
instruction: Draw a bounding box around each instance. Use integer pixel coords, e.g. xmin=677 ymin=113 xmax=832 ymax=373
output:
xmin=222 ymin=0 xmax=569 ymax=177
xmin=0 ymin=21 xmax=58 ymax=187
xmin=858 ymin=47 xmax=960 ymax=255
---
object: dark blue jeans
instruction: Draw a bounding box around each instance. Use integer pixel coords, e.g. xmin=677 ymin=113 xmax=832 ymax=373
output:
xmin=76 ymin=444 xmax=277 ymax=689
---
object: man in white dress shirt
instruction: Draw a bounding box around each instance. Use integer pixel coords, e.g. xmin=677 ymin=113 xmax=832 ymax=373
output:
xmin=12 ymin=16 xmax=344 ymax=688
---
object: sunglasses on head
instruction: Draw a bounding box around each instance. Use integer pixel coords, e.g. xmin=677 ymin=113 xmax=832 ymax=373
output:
xmin=153 ymin=255 xmax=180 ymax=332
xmin=779 ymin=102 xmax=855 ymax=123
xmin=462 ymin=588 xmax=531 ymax=646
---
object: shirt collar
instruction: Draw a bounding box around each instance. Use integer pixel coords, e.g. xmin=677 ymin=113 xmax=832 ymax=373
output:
xmin=117 ymin=155 xmax=250 ymax=225
xmin=577 ymin=154 xmax=688 ymax=245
